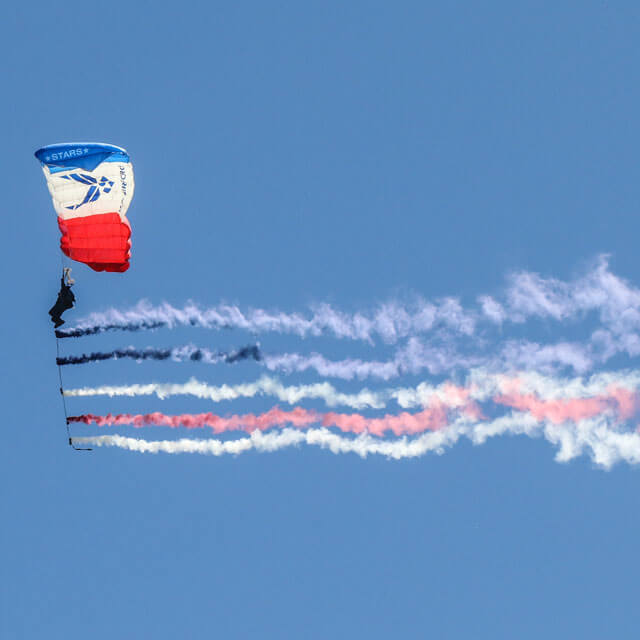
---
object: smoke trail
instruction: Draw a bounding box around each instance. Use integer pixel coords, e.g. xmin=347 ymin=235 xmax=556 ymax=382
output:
xmin=55 ymin=298 xmax=475 ymax=342
xmin=268 ymin=334 xmax=640 ymax=377
xmin=67 ymin=402 xmax=459 ymax=436
xmin=54 ymin=256 xmax=640 ymax=374
xmin=63 ymin=370 xmax=640 ymax=412
xmin=51 ymin=339 xmax=503 ymax=377
xmin=64 ymin=375 xmax=476 ymax=410
xmin=262 ymin=337 xmax=597 ymax=379
xmin=55 ymin=340 xmax=454 ymax=377
xmin=57 ymin=344 xmax=262 ymax=367
xmin=71 ymin=411 xmax=640 ymax=468
xmin=57 ymin=347 xmax=172 ymax=366
xmin=52 ymin=335 xmax=624 ymax=378
xmin=69 ymin=406 xmax=318 ymax=432
xmin=468 ymin=368 xmax=640 ymax=400
xmin=57 ymin=256 xmax=640 ymax=353
xmin=55 ymin=339 xmax=467 ymax=377
xmin=66 ymin=374 xmax=637 ymax=437
xmin=57 ymin=320 xmax=166 ymax=338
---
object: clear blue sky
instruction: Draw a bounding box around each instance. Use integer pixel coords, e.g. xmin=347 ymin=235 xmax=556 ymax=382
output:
xmin=2 ymin=2 xmax=640 ymax=638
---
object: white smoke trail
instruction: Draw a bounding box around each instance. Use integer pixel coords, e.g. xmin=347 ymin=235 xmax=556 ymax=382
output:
xmin=64 ymin=375 xmax=477 ymax=410
xmin=469 ymin=368 xmax=640 ymax=400
xmin=59 ymin=255 xmax=640 ymax=349
xmin=65 ymin=376 xmax=389 ymax=409
xmin=72 ymin=412 xmax=640 ymax=468
xmin=64 ymin=368 xmax=640 ymax=411
xmin=262 ymin=337 xmax=597 ymax=378
xmin=58 ymin=297 xmax=475 ymax=343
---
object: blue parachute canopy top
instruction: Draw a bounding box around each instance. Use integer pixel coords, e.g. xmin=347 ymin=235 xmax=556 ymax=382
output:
xmin=35 ymin=142 xmax=130 ymax=172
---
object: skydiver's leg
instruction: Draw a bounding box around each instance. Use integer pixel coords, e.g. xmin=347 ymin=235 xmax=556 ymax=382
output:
xmin=49 ymin=300 xmax=64 ymax=327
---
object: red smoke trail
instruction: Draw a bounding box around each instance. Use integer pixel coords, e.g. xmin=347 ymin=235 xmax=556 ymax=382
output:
xmin=493 ymin=385 xmax=639 ymax=424
xmin=67 ymin=384 xmax=639 ymax=436
xmin=69 ymin=407 xmax=317 ymax=433
xmin=67 ymin=401 xmax=478 ymax=436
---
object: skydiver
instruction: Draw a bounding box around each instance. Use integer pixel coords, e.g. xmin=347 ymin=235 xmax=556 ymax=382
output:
xmin=48 ymin=268 xmax=76 ymax=328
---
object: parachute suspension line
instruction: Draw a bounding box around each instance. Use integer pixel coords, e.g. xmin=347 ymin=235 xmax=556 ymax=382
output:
xmin=59 ymin=249 xmax=70 ymax=279
xmin=56 ymin=336 xmax=91 ymax=452
xmin=55 ymin=267 xmax=92 ymax=452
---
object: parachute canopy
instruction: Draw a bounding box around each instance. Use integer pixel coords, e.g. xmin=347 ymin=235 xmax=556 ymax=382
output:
xmin=35 ymin=142 xmax=135 ymax=273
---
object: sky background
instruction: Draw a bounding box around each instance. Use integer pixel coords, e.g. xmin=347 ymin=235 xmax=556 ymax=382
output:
xmin=2 ymin=1 xmax=640 ymax=638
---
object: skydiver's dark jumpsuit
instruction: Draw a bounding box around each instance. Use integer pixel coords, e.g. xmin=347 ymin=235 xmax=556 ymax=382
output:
xmin=48 ymin=277 xmax=75 ymax=328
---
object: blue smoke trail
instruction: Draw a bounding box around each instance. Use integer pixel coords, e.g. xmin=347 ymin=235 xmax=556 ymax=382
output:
xmin=57 ymin=344 xmax=262 ymax=366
